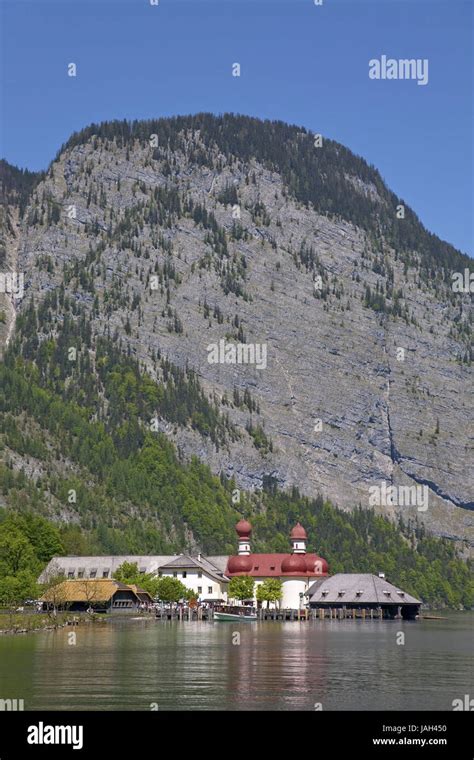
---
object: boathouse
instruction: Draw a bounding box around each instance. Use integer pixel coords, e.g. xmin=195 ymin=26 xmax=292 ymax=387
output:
xmin=38 ymin=529 xmax=421 ymax=616
xmin=40 ymin=579 xmax=153 ymax=613
xmin=306 ymin=573 xmax=421 ymax=619
xmin=39 ymin=554 xmax=229 ymax=603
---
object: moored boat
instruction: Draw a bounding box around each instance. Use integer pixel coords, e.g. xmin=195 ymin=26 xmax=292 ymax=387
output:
xmin=213 ymin=605 xmax=257 ymax=622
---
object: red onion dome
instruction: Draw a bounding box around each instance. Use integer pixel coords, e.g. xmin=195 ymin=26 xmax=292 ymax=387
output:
xmin=290 ymin=522 xmax=307 ymax=540
xmin=306 ymin=556 xmax=329 ymax=574
xmin=235 ymin=519 xmax=252 ymax=538
xmin=227 ymin=555 xmax=253 ymax=574
xmin=281 ymin=554 xmax=308 ymax=574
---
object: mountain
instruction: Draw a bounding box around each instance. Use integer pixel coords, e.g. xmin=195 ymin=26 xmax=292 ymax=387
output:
xmin=0 ymin=113 xmax=472 ymax=563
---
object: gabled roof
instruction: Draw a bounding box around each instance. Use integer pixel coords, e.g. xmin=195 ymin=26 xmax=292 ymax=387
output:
xmin=159 ymin=555 xmax=201 ymax=569
xmin=306 ymin=574 xmax=421 ymax=605
xmin=157 ymin=554 xmax=227 ymax=584
xmin=196 ymin=555 xmax=231 ymax=582
xmin=205 ymin=555 xmax=229 ymax=573
xmin=128 ymin=585 xmax=154 ymax=602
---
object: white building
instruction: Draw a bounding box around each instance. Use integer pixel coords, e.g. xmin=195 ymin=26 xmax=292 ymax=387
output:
xmin=157 ymin=555 xmax=228 ymax=601
xmin=39 ymin=553 xmax=229 ymax=603
xmin=224 ymin=520 xmax=329 ymax=609
xmin=39 ymin=520 xmax=330 ymax=609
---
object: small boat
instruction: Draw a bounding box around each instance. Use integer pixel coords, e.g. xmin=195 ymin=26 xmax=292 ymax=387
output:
xmin=213 ymin=605 xmax=257 ymax=622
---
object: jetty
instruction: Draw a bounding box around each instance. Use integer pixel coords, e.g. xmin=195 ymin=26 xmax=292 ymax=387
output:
xmin=153 ymin=606 xmax=414 ymax=622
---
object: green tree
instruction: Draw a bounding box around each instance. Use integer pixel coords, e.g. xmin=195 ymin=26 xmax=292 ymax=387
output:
xmin=256 ymin=578 xmax=282 ymax=609
xmin=113 ymin=561 xmax=141 ymax=583
xmin=0 ymin=523 xmax=37 ymax=576
xmin=21 ymin=515 xmax=63 ymax=563
xmin=0 ymin=571 xmax=38 ymax=609
xmin=228 ymin=575 xmax=255 ymax=602
xmin=113 ymin=561 xmax=160 ymax=598
xmin=39 ymin=562 xmax=68 ymax=617
xmin=0 ymin=571 xmax=37 ymax=629
xmin=155 ymin=576 xmax=189 ymax=605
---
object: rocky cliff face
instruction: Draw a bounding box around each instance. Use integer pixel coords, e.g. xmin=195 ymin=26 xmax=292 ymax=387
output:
xmin=2 ymin=115 xmax=472 ymax=546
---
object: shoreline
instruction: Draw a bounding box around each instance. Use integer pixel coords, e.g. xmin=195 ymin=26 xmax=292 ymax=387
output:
xmin=0 ymin=608 xmax=465 ymax=635
xmin=0 ymin=612 xmax=100 ymax=636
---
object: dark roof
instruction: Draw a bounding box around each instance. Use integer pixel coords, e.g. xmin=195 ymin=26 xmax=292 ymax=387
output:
xmin=306 ymin=574 xmax=421 ymax=605
xmin=158 ymin=554 xmax=227 ymax=583
xmin=159 ymin=554 xmax=201 ymax=569
xmin=128 ymin=585 xmax=154 ymax=601
xmin=205 ymin=555 xmax=229 ymax=573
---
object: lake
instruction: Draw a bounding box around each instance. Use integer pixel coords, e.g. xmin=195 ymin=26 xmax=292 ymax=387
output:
xmin=0 ymin=612 xmax=472 ymax=711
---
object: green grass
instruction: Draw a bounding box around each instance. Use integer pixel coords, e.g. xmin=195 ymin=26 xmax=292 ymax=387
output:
xmin=0 ymin=611 xmax=96 ymax=633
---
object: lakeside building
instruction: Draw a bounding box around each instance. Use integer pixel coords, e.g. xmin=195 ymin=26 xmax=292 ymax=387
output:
xmin=39 ymin=521 xmax=419 ymax=614
xmin=40 ymin=579 xmax=154 ymax=613
xmin=224 ymin=520 xmax=329 ymax=608
xmin=306 ymin=574 xmax=421 ymax=619
xmin=39 ymin=520 xmax=328 ymax=609
xmin=39 ymin=554 xmax=229 ymax=603
xmin=157 ymin=555 xmax=229 ymax=602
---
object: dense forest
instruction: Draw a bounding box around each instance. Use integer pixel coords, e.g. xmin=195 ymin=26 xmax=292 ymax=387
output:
xmin=0 ymin=159 xmax=44 ymax=217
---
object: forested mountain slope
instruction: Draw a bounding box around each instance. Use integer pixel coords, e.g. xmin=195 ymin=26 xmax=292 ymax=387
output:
xmin=0 ymin=114 xmax=472 ymax=574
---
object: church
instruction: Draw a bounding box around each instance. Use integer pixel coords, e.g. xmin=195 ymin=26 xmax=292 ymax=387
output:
xmin=39 ymin=519 xmax=329 ymax=610
xmin=38 ymin=520 xmax=329 ymax=610
xmin=225 ymin=519 xmax=329 ymax=608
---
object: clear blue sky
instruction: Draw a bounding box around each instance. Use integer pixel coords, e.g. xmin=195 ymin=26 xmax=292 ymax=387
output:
xmin=1 ymin=0 xmax=472 ymax=255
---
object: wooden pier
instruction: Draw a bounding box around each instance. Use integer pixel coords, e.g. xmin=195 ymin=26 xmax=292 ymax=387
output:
xmin=152 ymin=606 xmax=402 ymax=622
xmin=155 ymin=607 xmax=213 ymax=621
xmin=257 ymin=607 xmax=390 ymax=621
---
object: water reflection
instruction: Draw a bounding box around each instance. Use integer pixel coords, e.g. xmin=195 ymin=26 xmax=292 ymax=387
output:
xmin=0 ymin=613 xmax=471 ymax=711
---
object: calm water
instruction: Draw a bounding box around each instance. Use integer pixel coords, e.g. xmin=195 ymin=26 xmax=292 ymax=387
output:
xmin=0 ymin=613 xmax=472 ymax=711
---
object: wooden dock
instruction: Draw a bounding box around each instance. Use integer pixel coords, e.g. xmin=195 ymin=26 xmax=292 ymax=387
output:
xmin=258 ymin=608 xmax=389 ymax=621
xmin=152 ymin=606 xmax=404 ymax=622
xmin=155 ymin=608 xmax=212 ymax=621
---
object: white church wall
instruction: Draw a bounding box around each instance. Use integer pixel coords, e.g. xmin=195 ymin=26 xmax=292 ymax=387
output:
xmin=281 ymin=579 xmax=308 ymax=609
